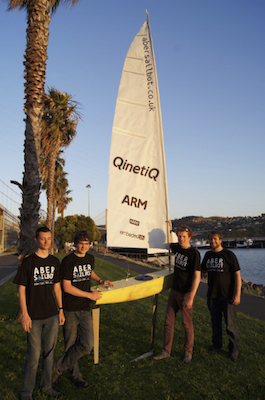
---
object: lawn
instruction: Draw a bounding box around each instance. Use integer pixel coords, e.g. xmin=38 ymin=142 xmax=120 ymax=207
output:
xmin=0 ymin=257 xmax=264 ymax=399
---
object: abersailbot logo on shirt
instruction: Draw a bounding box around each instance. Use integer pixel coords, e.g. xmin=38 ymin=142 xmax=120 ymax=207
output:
xmin=34 ymin=266 xmax=55 ymax=286
xmin=72 ymin=263 xmax=92 ymax=283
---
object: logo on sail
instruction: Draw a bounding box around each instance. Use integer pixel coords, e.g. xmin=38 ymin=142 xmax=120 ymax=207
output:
xmin=142 ymin=37 xmax=156 ymax=112
xmin=120 ymin=230 xmax=145 ymax=241
xmin=122 ymin=195 xmax=147 ymax=210
xmin=129 ymin=219 xmax=140 ymax=226
xmin=113 ymin=157 xmax=159 ymax=182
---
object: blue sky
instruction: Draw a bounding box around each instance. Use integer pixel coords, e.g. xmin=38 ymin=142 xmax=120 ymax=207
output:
xmin=0 ymin=0 xmax=264 ymax=224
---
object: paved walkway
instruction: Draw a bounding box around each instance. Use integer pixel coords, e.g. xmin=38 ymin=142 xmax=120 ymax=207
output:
xmin=1 ymin=251 xmax=264 ymax=321
xmin=91 ymin=250 xmax=265 ymax=322
xmin=0 ymin=253 xmax=19 ymax=286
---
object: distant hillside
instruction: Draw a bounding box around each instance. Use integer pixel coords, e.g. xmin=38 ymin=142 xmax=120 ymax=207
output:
xmin=172 ymin=215 xmax=265 ymax=239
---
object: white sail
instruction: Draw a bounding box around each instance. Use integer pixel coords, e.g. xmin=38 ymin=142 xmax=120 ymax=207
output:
xmin=107 ymin=12 xmax=170 ymax=254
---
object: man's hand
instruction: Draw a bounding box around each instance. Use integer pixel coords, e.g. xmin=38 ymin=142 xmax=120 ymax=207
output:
xmin=232 ymin=293 xmax=241 ymax=305
xmin=103 ymin=280 xmax=114 ymax=288
xmin=59 ymin=310 xmax=65 ymax=325
xmin=22 ymin=313 xmax=32 ymax=333
xmin=89 ymin=291 xmax=103 ymax=301
xmin=183 ymin=293 xmax=194 ymax=309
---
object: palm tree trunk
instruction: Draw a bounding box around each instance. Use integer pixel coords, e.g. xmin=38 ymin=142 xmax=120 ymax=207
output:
xmin=18 ymin=1 xmax=51 ymax=259
xmin=46 ymin=144 xmax=59 ymax=231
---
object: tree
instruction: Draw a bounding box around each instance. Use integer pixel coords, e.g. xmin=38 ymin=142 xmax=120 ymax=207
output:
xmin=54 ymin=215 xmax=101 ymax=247
xmin=41 ymin=87 xmax=80 ymax=232
xmin=6 ymin=0 xmax=80 ymax=259
xmin=41 ymin=154 xmax=72 ymax=252
xmin=57 ymin=188 xmax=72 ymax=218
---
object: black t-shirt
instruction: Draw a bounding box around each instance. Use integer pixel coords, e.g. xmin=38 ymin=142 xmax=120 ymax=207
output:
xmin=201 ymin=248 xmax=240 ymax=300
xmin=13 ymin=253 xmax=61 ymax=320
xmin=170 ymin=243 xmax=201 ymax=293
xmin=61 ymin=252 xmax=95 ymax=312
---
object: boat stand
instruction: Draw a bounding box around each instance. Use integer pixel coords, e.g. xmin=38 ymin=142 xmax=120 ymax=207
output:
xmin=92 ymin=294 xmax=159 ymax=364
xmin=92 ymin=305 xmax=100 ymax=364
xmin=130 ymin=293 xmax=159 ymax=362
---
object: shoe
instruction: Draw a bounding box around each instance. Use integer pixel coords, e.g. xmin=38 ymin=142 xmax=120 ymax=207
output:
xmin=52 ymin=363 xmax=62 ymax=385
xmin=208 ymin=346 xmax=221 ymax=354
xmin=183 ymin=351 xmax=192 ymax=363
xmin=72 ymin=376 xmax=89 ymax=388
xmin=152 ymin=350 xmax=170 ymax=361
xmin=230 ymin=350 xmax=239 ymax=362
xmin=42 ymin=387 xmax=61 ymax=398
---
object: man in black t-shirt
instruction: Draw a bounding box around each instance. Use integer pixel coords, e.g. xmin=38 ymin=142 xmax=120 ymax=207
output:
xmin=13 ymin=227 xmax=65 ymax=400
xmin=202 ymin=231 xmax=241 ymax=361
xmin=153 ymin=224 xmax=201 ymax=363
xmin=52 ymin=230 xmax=114 ymax=388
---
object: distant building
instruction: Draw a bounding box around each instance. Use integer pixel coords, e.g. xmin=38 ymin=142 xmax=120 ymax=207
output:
xmin=0 ymin=204 xmax=19 ymax=253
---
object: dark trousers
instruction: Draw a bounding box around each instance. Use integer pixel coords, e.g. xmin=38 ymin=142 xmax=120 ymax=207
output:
xmin=207 ymin=298 xmax=239 ymax=352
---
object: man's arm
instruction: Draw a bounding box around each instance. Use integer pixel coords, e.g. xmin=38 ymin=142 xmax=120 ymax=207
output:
xmin=18 ymin=285 xmax=32 ymax=333
xmin=63 ymin=279 xmax=102 ymax=301
xmin=90 ymin=270 xmax=114 ymax=288
xmin=53 ymin=282 xmax=65 ymax=325
xmin=232 ymin=270 xmax=242 ymax=305
xmin=183 ymin=271 xmax=201 ymax=309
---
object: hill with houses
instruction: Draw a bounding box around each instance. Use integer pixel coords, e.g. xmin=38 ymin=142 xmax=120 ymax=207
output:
xmin=171 ymin=214 xmax=265 ymax=240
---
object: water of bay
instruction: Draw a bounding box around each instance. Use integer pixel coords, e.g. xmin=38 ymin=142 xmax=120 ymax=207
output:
xmin=199 ymin=248 xmax=265 ymax=285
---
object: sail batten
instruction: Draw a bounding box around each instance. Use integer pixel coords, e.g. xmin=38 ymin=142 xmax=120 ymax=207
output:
xmin=107 ymin=14 xmax=170 ymax=254
xmin=117 ymin=99 xmax=146 ymax=107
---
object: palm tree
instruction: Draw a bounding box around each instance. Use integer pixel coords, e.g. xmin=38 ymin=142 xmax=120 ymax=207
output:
xmin=57 ymin=189 xmax=72 ymax=218
xmin=52 ymin=163 xmax=72 ymax=252
xmin=41 ymin=153 xmax=72 ymax=251
xmin=6 ymin=0 xmax=80 ymax=259
xmin=41 ymin=87 xmax=80 ymax=234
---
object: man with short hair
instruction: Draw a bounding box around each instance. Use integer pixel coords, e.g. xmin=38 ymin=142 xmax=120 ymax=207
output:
xmin=153 ymin=224 xmax=201 ymax=363
xmin=14 ymin=227 xmax=65 ymax=400
xmin=53 ymin=230 xmax=114 ymax=388
xmin=202 ymin=231 xmax=241 ymax=361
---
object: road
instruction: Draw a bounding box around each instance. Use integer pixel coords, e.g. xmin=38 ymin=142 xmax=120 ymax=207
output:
xmin=0 ymin=252 xmax=18 ymax=286
xmin=0 ymin=251 xmax=264 ymax=321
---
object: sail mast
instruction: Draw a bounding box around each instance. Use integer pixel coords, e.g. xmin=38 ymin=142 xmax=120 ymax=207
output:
xmin=146 ymin=10 xmax=170 ymax=248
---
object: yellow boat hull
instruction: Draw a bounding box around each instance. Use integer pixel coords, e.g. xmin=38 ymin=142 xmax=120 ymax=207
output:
xmin=91 ymin=268 xmax=173 ymax=305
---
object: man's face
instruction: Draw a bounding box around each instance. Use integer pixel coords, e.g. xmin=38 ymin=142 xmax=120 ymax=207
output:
xmin=177 ymin=231 xmax=191 ymax=249
xmin=209 ymin=234 xmax=222 ymax=251
xmin=35 ymin=231 xmax=52 ymax=250
xmin=75 ymin=240 xmax=90 ymax=256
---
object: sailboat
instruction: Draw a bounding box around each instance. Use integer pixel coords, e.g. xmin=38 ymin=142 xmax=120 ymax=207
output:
xmin=92 ymin=12 xmax=173 ymax=364
xmin=107 ymin=11 xmax=170 ymax=256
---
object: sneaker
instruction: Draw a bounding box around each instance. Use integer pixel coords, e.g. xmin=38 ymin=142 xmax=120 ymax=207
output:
xmin=208 ymin=346 xmax=221 ymax=354
xmin=183 ymin=351 xmax=192 ymax=363
xmin=52 ymin=363 xmax=62 ymax=385
xmin=42 ymin=388 xmax=61 ymax=398
xmin=152 ymin=350 xmax=170 ymax=361
xmin=72 ymin=376 xmax=89 ymax=388
xmin=230 ymin=350 xmax=239 ymax=362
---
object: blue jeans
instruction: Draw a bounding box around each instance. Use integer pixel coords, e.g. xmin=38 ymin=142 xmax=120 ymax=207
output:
xmin=207 ymin=298 xmax=239 ymax=351
xmin=20 ymin=315 xmax=58 ymax=397
xmin=55 ymin=310 xmax=93 ymax=378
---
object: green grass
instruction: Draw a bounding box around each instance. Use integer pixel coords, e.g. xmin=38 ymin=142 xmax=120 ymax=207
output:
xmin=1 ymin=257 xmax=265 ymax=400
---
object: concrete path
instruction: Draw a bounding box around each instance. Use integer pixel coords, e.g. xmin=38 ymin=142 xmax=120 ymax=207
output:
xmin=0 ymin=253 xmax=18 ymax=286
xmin=1 ymin=251 xmax=264 ymax=321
